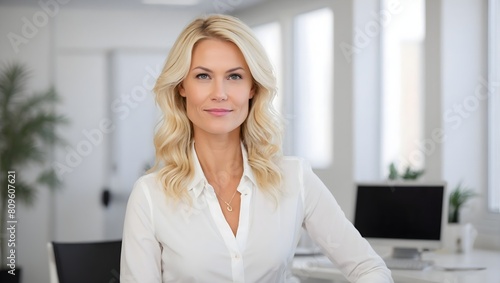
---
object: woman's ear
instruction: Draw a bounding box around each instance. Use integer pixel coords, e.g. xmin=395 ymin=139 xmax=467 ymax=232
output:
xmin=249 ymin=84 xmax=256 ymax=99
xmin=178 ymin=83 xmax=186 ymax=97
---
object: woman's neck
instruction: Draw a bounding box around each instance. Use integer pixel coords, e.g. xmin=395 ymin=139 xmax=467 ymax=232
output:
xmin=194 ymin=135 xmax=243 ymax=185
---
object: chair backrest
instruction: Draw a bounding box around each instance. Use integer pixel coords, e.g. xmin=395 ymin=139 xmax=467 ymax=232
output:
xmin=48 ymin=240 xmax=122 ymax=283
xmin=47 ymin=242 xmax=59 ymax=283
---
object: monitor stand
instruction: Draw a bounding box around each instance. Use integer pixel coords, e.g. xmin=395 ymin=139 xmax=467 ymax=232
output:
xmin=385 ymin=248 xmax=434 ymax=270
xmin=391 ymin=248 xmax=421 ymax=260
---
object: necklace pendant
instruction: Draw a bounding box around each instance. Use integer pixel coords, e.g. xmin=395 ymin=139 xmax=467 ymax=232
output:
xmin=226 ymin=205 xmax=233 ymax=212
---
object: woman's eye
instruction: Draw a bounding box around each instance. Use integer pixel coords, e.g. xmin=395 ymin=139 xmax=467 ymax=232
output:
xmin=196 ymin=73 xmax=210 ymax=80
xmin=228 ymin=74 xmax=242 ymax=80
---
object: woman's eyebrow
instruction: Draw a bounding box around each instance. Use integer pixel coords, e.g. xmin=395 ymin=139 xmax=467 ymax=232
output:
xmin=191 ymin=66 xmax=245 ymax=73
xmin=226 ymin=67 xmax=244 ymax=73
xmin=192 ymin=66 xmax=212 ymax=72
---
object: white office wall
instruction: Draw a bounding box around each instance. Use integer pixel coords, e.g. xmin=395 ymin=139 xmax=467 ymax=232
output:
xmin=353 ymin=0 xmax=382 ymax=182
xmin=442 ymin=0 xmax=486 ymax=208
xmin=423 ymin=0 xmax=444 ymax=182
xmin=441 ymin=0 xmax=499 ymax=249
xmin=54 ymin=52 xmax=108 ymax=241
xmin=55 ymin=9 xmax=190 ymax=50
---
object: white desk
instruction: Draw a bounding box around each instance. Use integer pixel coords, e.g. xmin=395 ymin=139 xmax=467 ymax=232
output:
xmin=292 ymin=249 xmax=500 ymax=283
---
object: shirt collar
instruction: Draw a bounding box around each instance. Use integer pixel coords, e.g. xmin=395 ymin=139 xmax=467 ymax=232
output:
xmin=188 ymin=142 xmax=257 ymax=199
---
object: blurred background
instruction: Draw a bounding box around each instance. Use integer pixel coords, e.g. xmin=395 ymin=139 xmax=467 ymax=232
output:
xmin=0 ymin=0 xmax=499 ymax=282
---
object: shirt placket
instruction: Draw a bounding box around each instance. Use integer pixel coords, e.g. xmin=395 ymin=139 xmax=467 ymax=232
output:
xmin=205 ymin=183 xmax=246 ymax=283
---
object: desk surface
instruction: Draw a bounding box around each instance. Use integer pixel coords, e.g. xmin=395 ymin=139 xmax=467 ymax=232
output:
xmin=292 ymin=249 xmax=500 ymax=283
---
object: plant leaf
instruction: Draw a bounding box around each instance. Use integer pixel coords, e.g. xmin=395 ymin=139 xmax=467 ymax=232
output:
xmin=37 ymin=168 xmax=63 ymax=190
xmin=0 ymin=63 xmax=68 ymax=207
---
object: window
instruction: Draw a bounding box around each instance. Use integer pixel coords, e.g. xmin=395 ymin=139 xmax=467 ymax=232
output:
xmin=293 ymin=8 xmax=334 ymax=168
xmin=380 ymin=0 xmax=425 ymax=176
xmin=252 ymin=22 xmax=283 ymax=114
xmin=488 ymin=0 xmax=500 ymax=213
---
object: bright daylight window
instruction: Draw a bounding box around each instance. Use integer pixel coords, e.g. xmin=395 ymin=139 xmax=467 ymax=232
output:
xmin=252 ymin=22 xmax=283 ymax=114
xmin=381 ymin=0 xmax=425 ymax=176
xmin=293 ymin=8 xmax=334 ymax=168
xmin=488 ymin=0 xmax=500 ymax=213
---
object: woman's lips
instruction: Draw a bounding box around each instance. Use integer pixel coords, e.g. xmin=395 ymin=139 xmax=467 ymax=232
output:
xmin=205 ymin=108 xmax=232 ymax=117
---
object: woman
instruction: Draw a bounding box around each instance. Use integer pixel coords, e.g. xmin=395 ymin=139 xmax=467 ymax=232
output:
xmin=120 ymin=14 xmax=393 ymax=283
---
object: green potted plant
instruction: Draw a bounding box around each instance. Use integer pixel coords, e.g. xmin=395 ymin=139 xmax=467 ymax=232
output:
xmin=444 ymin=182 xmax=479 ymax=253
xmin=0 ymin=64 xmax=67 ymax=282
xmin=388 ymin=162 xmax=425 ymax=180
xmin=448 ymin=182 xmax=478 ymax=223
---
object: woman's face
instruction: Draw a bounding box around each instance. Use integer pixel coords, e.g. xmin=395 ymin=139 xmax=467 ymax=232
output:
xmin=179 ymin=38 xmax=254 ymax=139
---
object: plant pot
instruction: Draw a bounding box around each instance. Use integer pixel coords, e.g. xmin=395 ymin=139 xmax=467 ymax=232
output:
xmin=0 ymin=267 xmax=21 ymax=283
xmin=443 ymin=223 xmax=477 ymax=253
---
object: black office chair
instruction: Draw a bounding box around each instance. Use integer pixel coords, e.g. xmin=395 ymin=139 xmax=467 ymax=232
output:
xmin=48 ymin=240 xmax=122 ymax=283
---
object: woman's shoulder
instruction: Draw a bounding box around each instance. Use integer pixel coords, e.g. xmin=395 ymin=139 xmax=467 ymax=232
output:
xmin=131 ymin=171 xmax=163 ymax=196
xmin=280 ymin=156 xmax=314 ymax=184
xmin=134 ymin=171 xmax=159 ymax=185
xmin=281 ymin=156 xmax=310 ymax=172
xmin=281 ymin=156 xmax=306 ymax=162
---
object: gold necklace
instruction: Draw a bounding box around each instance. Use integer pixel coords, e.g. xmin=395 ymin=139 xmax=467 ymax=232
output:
xmin=214 ymin=188 xmax=238 ymax=212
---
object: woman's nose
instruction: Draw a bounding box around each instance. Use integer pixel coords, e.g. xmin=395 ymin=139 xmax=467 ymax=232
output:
xmin=211 ymin=79 xmax=228 ymax=101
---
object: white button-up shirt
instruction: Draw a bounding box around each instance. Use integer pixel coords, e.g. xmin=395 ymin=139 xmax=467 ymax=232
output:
xmin=120 ymin=147 xmax=393 ymax=283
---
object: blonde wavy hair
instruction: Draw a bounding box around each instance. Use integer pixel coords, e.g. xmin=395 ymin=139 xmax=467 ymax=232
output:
xmin=151 ymin=14 xmax=283 ymax=204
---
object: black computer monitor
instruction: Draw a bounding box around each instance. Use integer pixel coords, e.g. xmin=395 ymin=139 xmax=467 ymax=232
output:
xmin=353 ymin=182 xmax=447 ymax=259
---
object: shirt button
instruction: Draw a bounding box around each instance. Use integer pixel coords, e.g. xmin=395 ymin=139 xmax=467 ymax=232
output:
xmin=233 ymin=253 xmax=241 ymax=260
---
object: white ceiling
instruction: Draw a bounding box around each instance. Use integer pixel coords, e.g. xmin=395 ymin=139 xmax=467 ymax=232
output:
xmin=0 ymin=0 xmax=270 ymax=12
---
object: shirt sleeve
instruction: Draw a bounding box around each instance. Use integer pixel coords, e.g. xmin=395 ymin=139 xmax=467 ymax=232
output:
xmin=120 ymin=177 xmax=162 ymax=283
xmin=300 ymin=160 xmax=394 ymax=283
